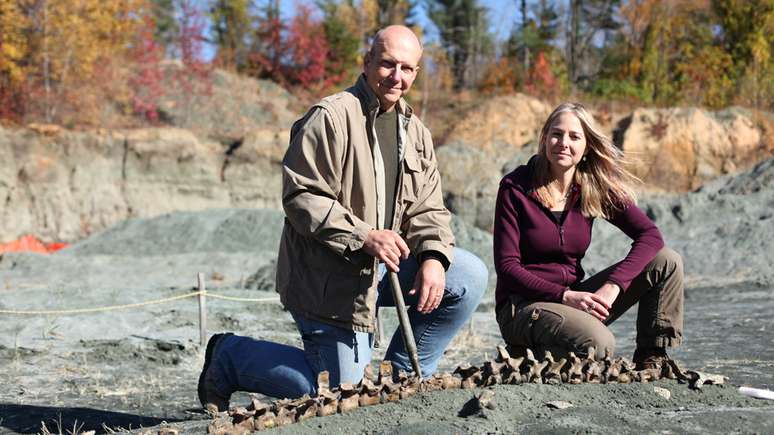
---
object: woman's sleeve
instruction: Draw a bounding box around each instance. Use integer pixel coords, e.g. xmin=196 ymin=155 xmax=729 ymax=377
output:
xmin=604 ymin=203 xmax=665 ymax=291
xmin=493 ymin=181 xmax=568 ymax=302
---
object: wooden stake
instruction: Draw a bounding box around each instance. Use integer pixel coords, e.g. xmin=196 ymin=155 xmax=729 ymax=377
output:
xmin=197 ymin=272 xmax=207 ymax=347
xmin=388 ymin=271 xmax=422 ymax=381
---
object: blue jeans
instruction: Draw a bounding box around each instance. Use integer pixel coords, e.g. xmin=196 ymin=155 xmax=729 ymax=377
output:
xmin=208 ymin=247 xmax=487 ymax=399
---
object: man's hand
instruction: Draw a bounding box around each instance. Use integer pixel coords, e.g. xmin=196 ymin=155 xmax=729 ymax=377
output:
xmin=363 ymin=229 xmax=410 ymax=272
xmin=562 ymin=288 xmax=611 ymax=322
xmin=410 ymin=259 xmax=445 ymax=314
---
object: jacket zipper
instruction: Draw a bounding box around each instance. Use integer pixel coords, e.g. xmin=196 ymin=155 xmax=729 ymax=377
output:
xmin=559 ymin=225 xmax=565 ymax=245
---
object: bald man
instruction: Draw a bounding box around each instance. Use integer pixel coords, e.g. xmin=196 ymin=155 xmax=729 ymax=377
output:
xmin=198 ymin=25 xmax=487 ymax=410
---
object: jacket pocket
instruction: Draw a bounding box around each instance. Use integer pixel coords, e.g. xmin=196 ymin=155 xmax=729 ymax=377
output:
xmin=317 ymin=270 xmax=367 ymax=322
xmin=401 ymin=153 xmax=424 ymax=204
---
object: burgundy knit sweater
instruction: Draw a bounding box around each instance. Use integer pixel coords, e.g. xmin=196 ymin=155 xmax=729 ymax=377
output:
xmin=493 ymin=160 xmax=664 ymax=308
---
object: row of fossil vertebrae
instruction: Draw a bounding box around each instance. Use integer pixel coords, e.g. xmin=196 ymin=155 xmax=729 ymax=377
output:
xmin=208 ymin=345 xmax=723 ymax=433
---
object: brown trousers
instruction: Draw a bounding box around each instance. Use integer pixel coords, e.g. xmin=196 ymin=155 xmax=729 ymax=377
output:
xmin=497 ymin=248 xmax=684 ymax=360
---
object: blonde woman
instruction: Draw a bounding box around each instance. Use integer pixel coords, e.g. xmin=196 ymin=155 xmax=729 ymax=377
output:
xmin=493 ymin=102 xmax=684 ymax=369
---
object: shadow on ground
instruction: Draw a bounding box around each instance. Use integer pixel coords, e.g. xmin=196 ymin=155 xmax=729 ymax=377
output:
xmin=0 ymin=404 xmax=182 ymax=434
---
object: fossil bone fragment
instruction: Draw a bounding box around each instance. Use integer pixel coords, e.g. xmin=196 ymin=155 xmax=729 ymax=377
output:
xmin=230 ymin=407 xmax=256 ymax=431
xmin=458 ymin=389 xmax=496 ymax=418
xmin=377 ymin=361 xmax=393 ymax=385
xmin=357 ymin=378 xmax=382 ymax=406
xmin=398 ymin=373 xmax=421 ymax=399
xmin=496 ymin=344 xmax=526 ymax=384
xmin=601 ymin=350 xmax=623 ymax=383
xmin=424 ymin=373 xmax=446 ymax=391
xmin=636 ymin=367 xmax=661 ymax=383
xmin=566 ymin=352 xmax=584 ymax=384
xmin=454 ymin=363 xmax=483 ymax=389
xmin=316 ymin=371 xmax=339 ymax=417
xmin=524 ymin=348 xmax=548 ymax=383
xmin=338 ymin=383 xmax=360 ymax=413
xmin=438 ymin=372 xmax=462 ymax=389
xmin=377 ymin=361 xmax=401 ymax=402
xmin=685 ymin=370 xmax=727 ymax=390
xmin=481 ymin=360 xmax=507 ymax=386
xmin=291 ymin=395 xmax=319 ymax=421
xmin=582 ymin=348 xmax=602 ymax=383
xmin=274 ymin=407 xmax=296 ymax=427
xmin=496 ymin=345 xmax=511 ymax=361
xmin=543 ymin=351 xmax=567 ymax=385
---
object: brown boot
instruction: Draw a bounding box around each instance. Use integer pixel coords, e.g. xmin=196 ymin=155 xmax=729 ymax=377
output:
xmin=632 ymin=347 xmax=671 ymax=371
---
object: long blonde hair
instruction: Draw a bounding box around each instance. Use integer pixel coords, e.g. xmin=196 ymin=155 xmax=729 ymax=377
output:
xmin=533 ymin=102 xmax=639 ymax=219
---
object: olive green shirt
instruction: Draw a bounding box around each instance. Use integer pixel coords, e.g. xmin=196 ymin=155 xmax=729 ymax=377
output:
xmin=374 ymin=109 xmax=398 ymax=229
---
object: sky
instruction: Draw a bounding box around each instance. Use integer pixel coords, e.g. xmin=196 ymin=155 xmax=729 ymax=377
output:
xmin=196 ymin=0 xmax=527 ymax=60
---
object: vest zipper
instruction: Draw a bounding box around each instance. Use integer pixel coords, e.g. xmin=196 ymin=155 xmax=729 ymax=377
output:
xmin=559 ymin=225 xmax=565 ymax=245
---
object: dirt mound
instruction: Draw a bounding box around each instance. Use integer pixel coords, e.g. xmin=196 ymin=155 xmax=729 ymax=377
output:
xmin=699 ymin=156 xmax=774 ymax=195
xmin=64 ymin=208 xmax=285 ymax=257
xmin=158 ymin=63 xmax=299 ymax=141
xmin=586 ymin=157 xmax=774 ymax=286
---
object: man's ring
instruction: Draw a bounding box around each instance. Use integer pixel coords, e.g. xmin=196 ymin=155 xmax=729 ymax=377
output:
xmin=586 ymin=303 xmax=595 ymax=313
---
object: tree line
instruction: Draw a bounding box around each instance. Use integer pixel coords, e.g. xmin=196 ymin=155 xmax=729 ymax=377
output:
xmin=0 ymin=0 xmax=772 ymax=127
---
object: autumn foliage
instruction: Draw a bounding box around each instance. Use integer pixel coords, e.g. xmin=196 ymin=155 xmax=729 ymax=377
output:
xmin=0 ymin=0 xmax=772 ymax=128
xmin=129 ymin=15 xmax=166 ymax=122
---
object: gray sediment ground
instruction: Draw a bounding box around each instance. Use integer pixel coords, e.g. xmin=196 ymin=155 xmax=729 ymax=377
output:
xmin=1 ymin=160 xmax=773 ymax=434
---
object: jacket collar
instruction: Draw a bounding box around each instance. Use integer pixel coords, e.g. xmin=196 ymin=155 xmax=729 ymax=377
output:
xmin=510 ymin=155 xmax=579 ymax=204
xmin=354 ymin=74 xmax=413 ymax=118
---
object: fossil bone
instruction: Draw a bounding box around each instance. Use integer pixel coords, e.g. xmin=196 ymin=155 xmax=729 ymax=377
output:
xmin=357 ymin=378 xmax=382 ymax=406
xmin=338 ymin=383 xmax=360 ymax=413
xmin=316 ymin=371 xmax=339 ymax=416
xmin=218 ymin=345 xmax=726 ymax=431
xmin=524 ymin=348 xmax=548 ymax=383
xmin=566 ymin=352 xmax=584 ymax=384
xmin=454 ymin=363 xmax=483 ymax=389
xmin=543 ymin=351 xmax=566 ymax=385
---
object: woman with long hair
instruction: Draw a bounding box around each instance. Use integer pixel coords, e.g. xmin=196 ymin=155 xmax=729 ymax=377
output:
xmin=494 ymin=102 xmax=684 ymax=368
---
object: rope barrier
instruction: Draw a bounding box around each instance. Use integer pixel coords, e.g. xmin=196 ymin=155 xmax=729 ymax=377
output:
xmin=206 ymin=293 xmax=281 ymax=303
xmin=0 ymin=290 xmax=281 ymax=316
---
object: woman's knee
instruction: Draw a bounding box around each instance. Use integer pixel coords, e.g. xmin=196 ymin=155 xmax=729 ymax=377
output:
xmin=585 ymin=328 xmax=616 ymax=359
xmin=564 ymin=324 xmax=616 ymax=359
xmin=650 ymin=247 xmax=684 ymax=275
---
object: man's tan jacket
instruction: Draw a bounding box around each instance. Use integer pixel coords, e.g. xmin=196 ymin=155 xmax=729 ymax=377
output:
xmin=276 ymin=75 xmax=455 ymax=332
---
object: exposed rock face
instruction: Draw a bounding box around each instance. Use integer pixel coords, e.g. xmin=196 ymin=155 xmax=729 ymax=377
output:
xmin=617 ymin=107 xmax=774 ymax=191
xmin=443 ymin=93 xmax=552 ymax=155
xmin=0 ymin=126 xmax=286 ymax=242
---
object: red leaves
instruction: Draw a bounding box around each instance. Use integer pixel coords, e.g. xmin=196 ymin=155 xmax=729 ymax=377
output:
xmin=249 ymin=4 xmax=332 ymax=91
xmin=286 ymin=5 xmax=329 ymax=89
xmin=128 ymin=15 xmax=166 ymax=122
xmin=525 ymin=51 xmax=558 ymax=99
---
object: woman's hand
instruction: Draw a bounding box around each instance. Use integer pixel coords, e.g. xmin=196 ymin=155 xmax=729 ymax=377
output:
xmin=594 ymin=282 xmax=620 ymax=310
xmin=562 ymin=289 xmax=611 ymax=322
